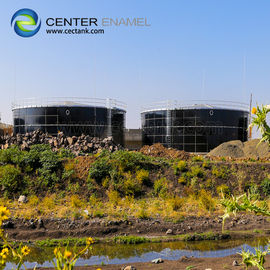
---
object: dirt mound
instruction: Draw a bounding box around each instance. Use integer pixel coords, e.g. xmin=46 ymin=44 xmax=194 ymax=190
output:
xmin=140 ymin=143 xmax=190 ymax=160
xmin=73 ymin=156 xmax=96 ymax=180
xmin=208 ymin=139 xmax=270 ymax=158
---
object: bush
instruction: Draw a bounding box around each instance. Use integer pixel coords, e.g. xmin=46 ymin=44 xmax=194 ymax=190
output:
xmin=174 ymin=160 xmax=188 ymax=175
xmin=58 ymin=148 xmax=75 ymax=159
xmin=136 ymin=169 xmax=150 ymax=185
xmin=0 ymin=165 xmax=23 ymax=197
xmin=202 ymin=160 xmax=211 ymax=169
xmin=178 ymin=176 xmax=187 ymax=185
xmin=88 ymin=157 xmax=112 ymax=183
xmin=0 ymin=146 xmax=26 ymax=167
xmin=198 ymin=189 xmax=216 ymax=212
xmin=122 ymin=174 xmax=142 ymax=196
xmin=190 ymin=165 xmax=204 ymax=178
xmin=70 ymin=195 xmax=84 ymax=208
xmin=154 ymin=178 xmax=168 ymax=198
xmin=211 ymin=166 xmax=228 ymax=179
xmin=88 ymin=150 xmax=161 ymax=194
xmin=23 ymin=144 xmax=51 ymax=170
xmin=192 ymin=155 xmax=204 ymax=162
xmin=261 ymin=178 xmax=270 ymax=196
xmin=38 ymin=150 xmax=62 ymax=188
xmin=169 ymin=196 xmax=184 ymax=211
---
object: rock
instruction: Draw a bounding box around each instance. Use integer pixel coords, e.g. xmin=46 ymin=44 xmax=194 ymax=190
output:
xmin=38 ymin=218 xmax=44 ymax=228
xmin=152 ymin=258 xmax=164 ymax=264
xmin=179 ymin=256 xmax=190 ymax=262
xmin=233 ymin=260 xmax=240 ymax=266
xmin=122 ymin=266 xmax=136 ymax=270
xmin=2 ymin=220 xmax=14 ymax=229
xmin=0 ymin=129 xmax=123 ymax=156
xmin=67 ymin=137 xmax=73 ymax=145
xmin=29 ymin=221 xmax=36 ymax=229
xmin=166 ymin=229 xmax=173 ymax=235
xmin=18 ymin=195 xmax=27 ymax=204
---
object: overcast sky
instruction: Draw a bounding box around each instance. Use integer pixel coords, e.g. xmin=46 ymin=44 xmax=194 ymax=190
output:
xmin=1 ymin=0 xmax=270 ymax=137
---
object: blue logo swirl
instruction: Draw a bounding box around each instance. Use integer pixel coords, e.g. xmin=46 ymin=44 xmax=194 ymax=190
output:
xmin=11 ymin=8 xmax=41 ymax=37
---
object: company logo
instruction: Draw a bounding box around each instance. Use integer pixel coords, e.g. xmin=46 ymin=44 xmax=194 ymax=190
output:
xmin=11 ymin=8 xmax=41 ymax=37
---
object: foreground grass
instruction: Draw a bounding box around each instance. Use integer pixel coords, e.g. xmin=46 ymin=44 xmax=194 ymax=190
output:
xmin=0 ymin=193 xmax=222 ymax=222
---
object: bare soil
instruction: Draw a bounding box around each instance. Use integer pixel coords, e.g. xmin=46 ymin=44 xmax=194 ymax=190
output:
xmin=5 ymin=213 xmax=270 ymax=241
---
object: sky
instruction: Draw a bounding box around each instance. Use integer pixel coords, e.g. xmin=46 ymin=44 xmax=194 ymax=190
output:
xmin=1 ymin=0 xmax=270 ymax=134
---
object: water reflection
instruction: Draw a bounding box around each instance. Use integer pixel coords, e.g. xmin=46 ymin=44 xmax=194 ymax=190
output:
xmin=5 ymin=237 xmax=270 ymax=269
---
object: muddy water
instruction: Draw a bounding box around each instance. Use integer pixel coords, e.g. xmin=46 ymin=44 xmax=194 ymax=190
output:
xmin=6 ymin=237 xmax=270 ymax=269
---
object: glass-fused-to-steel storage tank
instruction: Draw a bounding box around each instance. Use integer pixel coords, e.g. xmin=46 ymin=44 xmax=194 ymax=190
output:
xmin=141 ymin=100 xmax=250 ymax=153
xmin=12 ymin=97 xmax=126 ymax=145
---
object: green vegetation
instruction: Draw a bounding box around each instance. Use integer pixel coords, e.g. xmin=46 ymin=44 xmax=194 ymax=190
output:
xmin=173 ymin=160 xmax=188 ymax=174
xmin=239 ymin=247 xmax=268 ymax=270
xmin=113 ymin=236 xmax=149 ymax=244
xmin=261 ymin=178 xmax=270 ymax=196
xmin=211 ymin=165 xmax=228 ymax=179
xmin=1 ymin=144 xmax=270 ymax=222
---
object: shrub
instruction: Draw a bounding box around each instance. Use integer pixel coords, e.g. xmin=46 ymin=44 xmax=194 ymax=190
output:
xmin=136 ymin=169 xmax=150 ymax=185
xmin=261 ymin=178 xmax=270 ymax=196
xmin=0 ymin=165 xmax=22 ymax=197
xmin=88 ymin=158 xmax=112 ymax=183
xmin=154 ymin=178 xmax=168 ymax=198
xmin=107 ymin=190 xmax=121 ymax=205
xmin=62 ymin=160 xmax=75 ymax=180
xmin=39 ymin=150 xmax=60 ymax=172
xmin=174 ymin=160 xmax=188 ymax=175
xmin=0 ymin=146 xmax=26 ymax=167
xmin=192 ymin=155 xmax=204 ymax=162
xmin=211 ymin=166 xmax=228 ymax=179
xmin=70 ymin=195 xmax=84 ymax=208
xmin=178 ymin=176 xmax=187 ymax=185
xmin=122 ymin=175 xmax=142 ymax=197
xmin=87 ymin=177 xmax=97 ymax=193
xmin=216 ymin=184 xmax=231 ymax=197
xmin=110 ymin=150 xmax=158 ymax=172
xmin=190 ymin=165 xmax=204 ymax=178
xmin=198 ymin=189 xmax=216 ymax=212
xmin=58 ymin=148 xmax=75 ymax=159
xmin=169 ymin=196 xmax=184 ymax=211
xmin=136 ymin=200 xmax=149 ymax=219
xmin=23 ymin=144 xmax=51 ymax=170
xmin=202 ymin=160 xmax=211 ymax=169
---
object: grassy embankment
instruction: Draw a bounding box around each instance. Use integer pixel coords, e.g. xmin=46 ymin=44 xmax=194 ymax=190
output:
xmin=1 ymin=145 xmax=270 ymax=222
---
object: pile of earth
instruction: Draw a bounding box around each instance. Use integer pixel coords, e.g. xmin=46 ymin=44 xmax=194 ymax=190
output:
xmin=0 ymin=129 xmax=123 ymax=155
xmin=208 ymin=139 xmax=270 ymax=158
xmin=140 ymin=143 xmax=190 ymax=160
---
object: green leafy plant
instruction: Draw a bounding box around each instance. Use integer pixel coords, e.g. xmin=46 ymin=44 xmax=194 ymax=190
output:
xmin=220 ymin=193 xmax=270 ymax=232
xmin=238 ymin=247 xmax=269 ymax=270
xmin=261 ymin=178 xmax=270 ymax=196
xmin=0 ymin=165 xmax=23 ymax=197
xmin=250 ymin=105 xmax=270 ymax=144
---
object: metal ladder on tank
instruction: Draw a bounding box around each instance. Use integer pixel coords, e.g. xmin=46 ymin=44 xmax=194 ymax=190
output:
xmin=166 ymin=101 xmax=172 ymax=148
xmin=106 ymin=98 xmax=112 ymax=138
